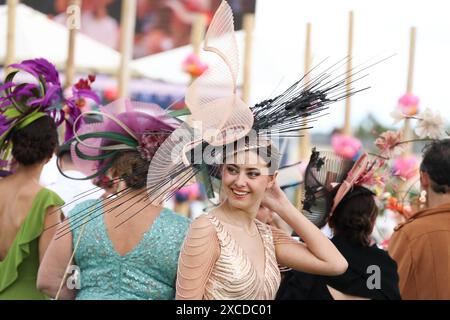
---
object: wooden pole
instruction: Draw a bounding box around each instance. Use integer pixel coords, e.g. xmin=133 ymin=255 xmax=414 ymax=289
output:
xmin=190 ymin=13 xmax=207 ymax=57
xmin=118 ymin=0 xmax=137 ymax=99
xmin=343 ymin=11 xmax=354 ymax=136
xmin=65 ymin=0 xmax=81 ymax=89
xmin=186 ymin=14 xmax=207 ymax=120
xmin=5 ymin=0 xmax=18 ymax=74
xmin=398 ymin=27 xmax=417 ymax=207
xmin=406 ymin=28 xmax=416 ymax=94
xmin=242 ymin=13 xmax=255 ymax=104
xmin=299 ymin=22 xmax=312 ymax=161
xmin=296 ymin=22 xmax=312 ymax=210
xmin=403 ymin=27 xmax=416 ymax=156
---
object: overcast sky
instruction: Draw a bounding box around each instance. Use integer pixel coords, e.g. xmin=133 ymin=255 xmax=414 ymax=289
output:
xmin=251 ymin=0 xmax=450 ymax=133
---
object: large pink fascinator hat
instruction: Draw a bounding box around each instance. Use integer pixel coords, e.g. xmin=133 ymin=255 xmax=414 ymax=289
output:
xmin=146 ymin=1 xmax=254 ymax=204
xmin=146 ymin=1 xmax=372 ymax=205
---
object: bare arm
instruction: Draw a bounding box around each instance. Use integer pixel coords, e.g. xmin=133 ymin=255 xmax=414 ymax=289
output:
xmin=38 ymin=206 xmax=61 ymax=262
xmin=37 ymin=218 xmax=76 ymax=300
xmin=176 ymin=215 xmax=219 ymax=300
xmin=263 ymin=182 xmax=348 ymax=276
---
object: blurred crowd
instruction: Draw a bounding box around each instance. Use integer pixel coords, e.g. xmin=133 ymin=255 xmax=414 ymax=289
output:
xmin=6 ymin=0 xmax=256 ymax=57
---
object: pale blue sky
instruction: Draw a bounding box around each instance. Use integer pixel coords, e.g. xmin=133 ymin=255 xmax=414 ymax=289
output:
xmin=251 ymin=0 xmax=450 ymax=133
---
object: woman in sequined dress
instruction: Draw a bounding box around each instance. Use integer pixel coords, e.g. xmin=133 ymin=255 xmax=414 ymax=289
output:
xmin=175 ymin=143 xmax=348 ymax=300
xmin=36 ymin=100 xmax=191 ymax=300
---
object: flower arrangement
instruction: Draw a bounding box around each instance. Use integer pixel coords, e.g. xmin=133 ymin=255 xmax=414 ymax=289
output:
xmin=390 ymin=107 xmax=446 ymax=139
xmin=374 ymin=100 xmax=448 ymax=219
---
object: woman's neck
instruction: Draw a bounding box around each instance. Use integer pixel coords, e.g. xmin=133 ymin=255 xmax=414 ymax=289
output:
xmin=114 ymin=187 xmax=160 ymax=212
xmin=14 ymin=163 xmax=45 ymax=184
xmin=215 ymin=200 xmax=257 ymax=230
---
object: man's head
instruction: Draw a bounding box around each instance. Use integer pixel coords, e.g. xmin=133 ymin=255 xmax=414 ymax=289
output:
xmin=420 ymin=139 xmax=450 ymax=195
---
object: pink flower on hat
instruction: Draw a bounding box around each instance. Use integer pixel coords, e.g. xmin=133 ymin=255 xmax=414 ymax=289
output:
xmin=138 ymin=132 xmax=169 ymax=162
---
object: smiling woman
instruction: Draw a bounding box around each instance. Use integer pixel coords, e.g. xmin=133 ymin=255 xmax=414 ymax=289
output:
xmin=220 ymin=144 xmax=276 ymax=212
xmin=175 ymin=140 xmax=348 ymax=300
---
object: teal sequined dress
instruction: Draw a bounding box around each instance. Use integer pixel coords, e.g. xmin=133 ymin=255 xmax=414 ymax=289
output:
xmin=67 ymin=199 xmax=190 ymax=300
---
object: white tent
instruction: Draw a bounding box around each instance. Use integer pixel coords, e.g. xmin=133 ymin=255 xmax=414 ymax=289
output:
xmin=132 ymin=30 xmax=246 ymax=86
xmin=0 ymin=4 xmax=138 ymax=75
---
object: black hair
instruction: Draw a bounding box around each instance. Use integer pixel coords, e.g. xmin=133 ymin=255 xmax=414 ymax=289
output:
xmin=421 ymin=139 xmax=450 ymax=194
xmin=11 ymin=115 xmax=58 ymax=166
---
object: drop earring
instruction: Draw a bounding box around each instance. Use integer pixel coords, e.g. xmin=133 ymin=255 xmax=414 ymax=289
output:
xmin=419 ymin=190 xmax=427 ymax=208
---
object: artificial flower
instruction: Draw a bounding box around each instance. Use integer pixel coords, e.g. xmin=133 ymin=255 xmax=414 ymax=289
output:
xmin=10 ymin=58 xmax=60 ymax=86
xmin=414 ymin=108 xmax=446 ymax=139
xmin=138 ymin=132 xmax=170 ymax=161
xmin=375 ymin=130 xmax=405 ymax=158
xmin=392 ymin=155 xmax=419 ymax=180
xmin=390 ymin=109 xmax=408 ymax=125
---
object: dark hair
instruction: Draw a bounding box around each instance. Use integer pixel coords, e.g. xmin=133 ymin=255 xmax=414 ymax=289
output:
xmin=112 ymin=151 xmax=148 ymax=189
xmin=328 ymin=185 xmax=378 ymax=246
xmin=11 ymin=115 xmax=58 ymax=166
xmin=421 ymin=139 xmax=450 ymax=194
xmin=222 ymin=136 xmax=279 ymax=173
